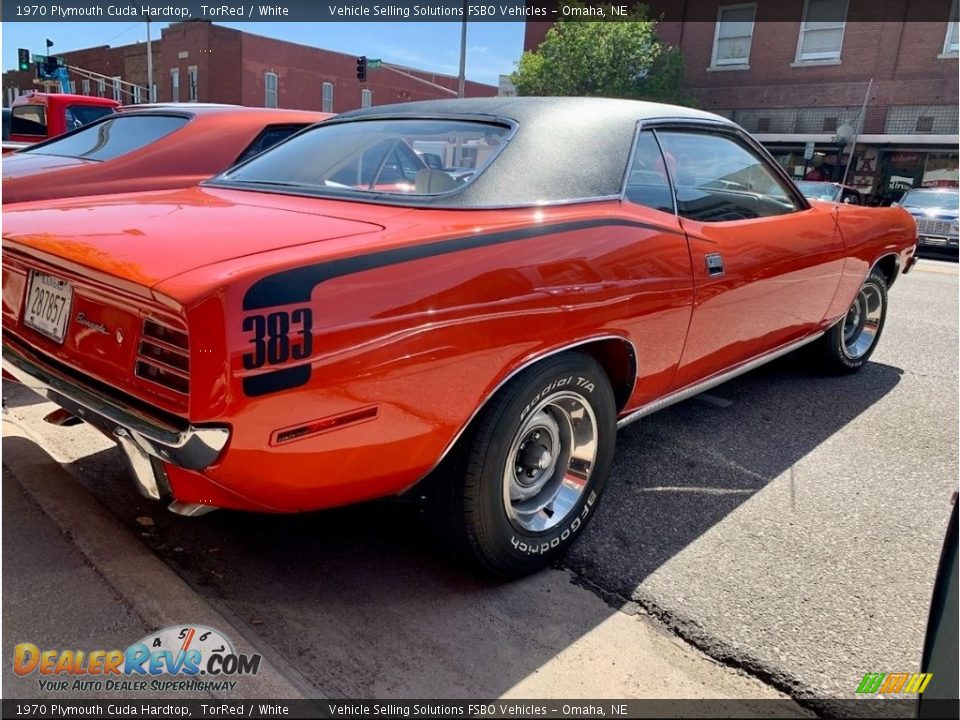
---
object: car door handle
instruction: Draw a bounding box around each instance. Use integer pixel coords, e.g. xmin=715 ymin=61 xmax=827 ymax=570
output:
xmin=705 ymin=253 xmax=725 ymax=277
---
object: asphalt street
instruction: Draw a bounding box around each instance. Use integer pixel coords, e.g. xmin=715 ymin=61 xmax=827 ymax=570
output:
xmin=2 ymin=258 xmax=956 ymax=709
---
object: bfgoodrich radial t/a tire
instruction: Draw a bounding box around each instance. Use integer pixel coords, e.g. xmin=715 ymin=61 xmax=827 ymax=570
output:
xmin=816 ymin=269 xmax=889 ymax=373
xmin=431 ymin=351 xmax=617 ymax=577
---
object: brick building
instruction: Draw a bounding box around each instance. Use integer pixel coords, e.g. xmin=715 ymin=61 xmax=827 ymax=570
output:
xmin=3 ymin=20 xmax=496 ymax=113
xmin=524 ymin=0 xmax=959 ymax=200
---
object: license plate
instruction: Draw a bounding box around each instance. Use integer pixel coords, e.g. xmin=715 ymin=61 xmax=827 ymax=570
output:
xmin=23 ymin=271 xmax=74 ymax=344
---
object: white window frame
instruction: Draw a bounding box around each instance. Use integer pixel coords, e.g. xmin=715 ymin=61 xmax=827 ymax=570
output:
xmin=97 ymin=78 xmax=105 ymax=97
xmin=187 ymin=65 xmax=198 ymax=102
xmin=111 ymin=76 xmax=122 ymax=102
xmin=943 ymin=0 xmax=959 ymax=56
xmin=322 ymin=81 xmax=334 ymax=112
xmin=794 ymin=0 xmax=848 ymax=64
xmin=361 ymin=88 xmax=373 ymax=108
xmin=265 ymin=71 xmax=278 ymax=108
xmin=711 ymin=3 xmax=756 ymax=68
xmin=82 ymin=79 xmax=90 ymax=95
xmin=170 ymin=68 xmax=180 ymax=102
xmin=133 ymin=85 xmax=142 ymax=104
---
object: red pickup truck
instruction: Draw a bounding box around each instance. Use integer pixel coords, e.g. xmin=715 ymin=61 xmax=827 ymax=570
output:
xmin=3 ymin=92 xmax=119 ymax=152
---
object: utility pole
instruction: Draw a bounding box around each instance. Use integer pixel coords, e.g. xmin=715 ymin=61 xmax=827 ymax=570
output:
xmin=457 ymin=3 xmax=467 ymax=98
xmin=146 ymin=20 xmax=153 ymax=102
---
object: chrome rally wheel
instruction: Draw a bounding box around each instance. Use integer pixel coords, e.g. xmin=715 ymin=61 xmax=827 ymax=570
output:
xmin=503 ymin=392 xmax=597 ymax=533
xmin=841 ymin=282 xmax=884 ymax=360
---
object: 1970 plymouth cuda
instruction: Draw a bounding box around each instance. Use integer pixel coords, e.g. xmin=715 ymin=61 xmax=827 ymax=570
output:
xmin=1 ymin=98 xmax=918 ymax=576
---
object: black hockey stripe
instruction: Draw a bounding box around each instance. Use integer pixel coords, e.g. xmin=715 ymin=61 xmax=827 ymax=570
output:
xmin=242 ymin=218 xmax=672 ymax=311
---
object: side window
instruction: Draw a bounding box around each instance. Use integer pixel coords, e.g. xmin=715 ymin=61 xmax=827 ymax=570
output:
xmin=624 ymin=130 xmax=674 ymax=214
xmin=234 ymin=125 xmax=305 ymax=164
xmin=655 ymin=130 xmax=801 ymax=222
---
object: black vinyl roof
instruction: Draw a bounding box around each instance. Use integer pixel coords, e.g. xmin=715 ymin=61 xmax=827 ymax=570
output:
xmin=334 ymin=97 xmax=737 ymax=207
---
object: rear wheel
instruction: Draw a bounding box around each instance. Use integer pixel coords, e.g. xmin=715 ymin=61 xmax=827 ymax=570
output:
xmin=815 ymin=269 xmax=888 ymax=373
xmin=429 ymin=352 xmax=617 ymax=577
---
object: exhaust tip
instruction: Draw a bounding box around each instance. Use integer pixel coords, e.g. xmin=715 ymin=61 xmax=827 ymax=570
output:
xmin=43 ymin=408 xmax=84 ymax=427
xmin=168 ymin=501 xmax=218 ymax=517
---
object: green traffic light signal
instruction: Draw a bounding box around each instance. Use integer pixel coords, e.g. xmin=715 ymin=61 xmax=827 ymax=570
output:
xmin=18 ymin=48 xmax=30 ymax=72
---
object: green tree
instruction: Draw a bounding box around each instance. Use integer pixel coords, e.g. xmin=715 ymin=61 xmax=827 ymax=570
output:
xmin=511 ymin=2 xmax=693 ymax=105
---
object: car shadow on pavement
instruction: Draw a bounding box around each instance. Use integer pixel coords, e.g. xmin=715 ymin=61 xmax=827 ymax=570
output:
xmin=43 ymin=355 xmax=902 ymax=700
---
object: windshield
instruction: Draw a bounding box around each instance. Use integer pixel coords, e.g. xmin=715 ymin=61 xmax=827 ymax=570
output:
xmin=796 ymin=181 xmax=840 ymax=201
xmin=26 ymin=114 xmax=188 ymax=161
xmin=219 ymin=118 xmax=511 ymax=197
xmin=899 ymin=189 xmax=959 ymax=209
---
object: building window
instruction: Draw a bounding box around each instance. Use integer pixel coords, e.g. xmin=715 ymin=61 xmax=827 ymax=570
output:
xmin=170 ymin=69 xmax=180 ymax=102
xmin=796 ymin=0 xmax=848 ymax=63
xmin=69 ymin=80 xmax=76 ymax=94
xmin=133 ymin=85 xmax=142 ymax=104
xmin=322 ymin=81 xmax=334 ymax=112
xmin=885 ymin=105 xmax=958 ymax=135
xmin=944 ymin=0 xmax=959 ymax=56
xmin=822 ymin=116 xmax=838 ymax=132
xmin=187 ymin=66 xmax=198 ymax=102
xmin=111 ymin=76 xmax=122 ymax=102
xmin=361 ymin=88 xmax=372 ymax=108
xmin=97 ymin=78 xmax=105 ymax=97
xmin=265 ymin=72 xmax=278 ymax=108
xmin=82 ymin=79 xmax=90 ymax=95
xmin=711 ymin=4 xmax=756 ymax=67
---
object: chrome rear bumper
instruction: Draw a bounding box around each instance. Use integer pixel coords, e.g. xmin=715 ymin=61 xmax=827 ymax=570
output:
xmin=2 ymin=341 xmax=229 ymax=501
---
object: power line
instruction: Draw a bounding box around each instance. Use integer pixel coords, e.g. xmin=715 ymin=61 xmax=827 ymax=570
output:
xmin=104 ymin=23 xmax=141 ymax=45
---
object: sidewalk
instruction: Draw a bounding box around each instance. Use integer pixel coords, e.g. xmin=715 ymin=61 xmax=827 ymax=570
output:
xmin=1 ymin=420 xmax=314 ymax=700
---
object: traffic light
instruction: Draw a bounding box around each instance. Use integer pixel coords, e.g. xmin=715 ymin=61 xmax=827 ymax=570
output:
xmin=356 ymin=56 xmax=367 ymax=83
xmin=18 ymin=48 xmax=30 ymax=72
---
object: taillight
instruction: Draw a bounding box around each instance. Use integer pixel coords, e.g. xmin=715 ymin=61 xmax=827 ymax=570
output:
xmin=136 ymin=318 xmax=189 ymax=395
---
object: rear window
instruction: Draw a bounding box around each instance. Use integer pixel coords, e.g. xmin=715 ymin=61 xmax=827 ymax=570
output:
xmin=64 ymin=105 xmax=115 ymax=131
xmin=11 ymin=105 xmax=47 ymax=136
xmin=220 ymin=118 xmax=511 ymax=197
xmin=26 ymin=114 xmax=189 ymax=161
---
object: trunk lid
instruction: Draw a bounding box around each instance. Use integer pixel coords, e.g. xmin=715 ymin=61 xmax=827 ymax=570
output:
xmin=2 ymin=152 xmax=96 ymax=178
xmin=2 ymin=186 xmax=388 ymax=289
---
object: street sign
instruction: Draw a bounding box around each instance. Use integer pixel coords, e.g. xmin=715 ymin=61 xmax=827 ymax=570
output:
xmin=367 ymin=59 xmax=382 ymax=69
xmin=803 ymin=141 xmax=815 ymax=160
xmin=32 ymin=54 xmax=65 ymax=67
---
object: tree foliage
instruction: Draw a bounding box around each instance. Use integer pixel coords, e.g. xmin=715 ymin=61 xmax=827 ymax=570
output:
xmin=511 ymin=3 xmax=693 ymax=105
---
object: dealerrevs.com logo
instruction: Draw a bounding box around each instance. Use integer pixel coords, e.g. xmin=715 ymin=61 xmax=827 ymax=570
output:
xmin=13 ymin=625 xmax=262 ymax=693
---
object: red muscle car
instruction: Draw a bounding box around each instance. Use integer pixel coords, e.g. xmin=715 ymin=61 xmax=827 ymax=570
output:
xmin=1 ymin=98 xmax=918 ymax=576
xmin=2 ymin=104 xmax=330 ymax=204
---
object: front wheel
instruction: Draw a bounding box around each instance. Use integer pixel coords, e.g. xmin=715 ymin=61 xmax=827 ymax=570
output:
xmin=429 ymin=352 xmax=617 ymax=577
xmin=815 ymin=269 xmax=888 ymax=373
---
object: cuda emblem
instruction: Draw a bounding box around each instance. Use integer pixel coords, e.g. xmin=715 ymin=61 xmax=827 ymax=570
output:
xmin=75 ymin=312 xmax=109 ymax=335
xmin=116 ymin=328 xmax=124 ymax=345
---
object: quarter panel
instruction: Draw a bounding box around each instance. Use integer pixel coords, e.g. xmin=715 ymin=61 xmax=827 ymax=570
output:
xmin=181 ymin=205 xmax=694 ymax=511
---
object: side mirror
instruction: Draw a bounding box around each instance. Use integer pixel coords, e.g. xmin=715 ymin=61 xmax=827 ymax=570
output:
xmin=891 ymin=202 xmax=899 ymax=208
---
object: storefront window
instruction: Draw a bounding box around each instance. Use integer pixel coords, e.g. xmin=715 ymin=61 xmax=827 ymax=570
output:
xmin=921 ymin=153 xmax=960 ymax=188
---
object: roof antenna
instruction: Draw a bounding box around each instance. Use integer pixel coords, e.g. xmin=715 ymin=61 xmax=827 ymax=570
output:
xmin=837 ymin=78 xmax=873 ymax=203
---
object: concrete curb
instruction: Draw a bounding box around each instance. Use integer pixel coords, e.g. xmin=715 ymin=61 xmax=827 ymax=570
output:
xmin=2 ymin=420 xmax=320 ymax=700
